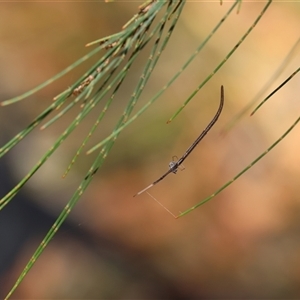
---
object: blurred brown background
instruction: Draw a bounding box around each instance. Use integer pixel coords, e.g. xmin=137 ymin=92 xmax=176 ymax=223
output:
xmin=0 ymin=2 xmax=300 ymax=299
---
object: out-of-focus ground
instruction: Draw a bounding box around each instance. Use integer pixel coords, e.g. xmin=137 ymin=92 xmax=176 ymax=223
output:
xmin=1 ymin=2 xmax=300 ymax=299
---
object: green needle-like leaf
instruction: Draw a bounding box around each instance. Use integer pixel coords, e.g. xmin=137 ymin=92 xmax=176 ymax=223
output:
xmin=167 ymin=0 xmax=272 ymax=123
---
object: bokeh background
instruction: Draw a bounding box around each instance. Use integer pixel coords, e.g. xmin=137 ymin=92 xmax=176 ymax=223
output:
xmin=1 ymin=1 xmax=300 ymax=298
